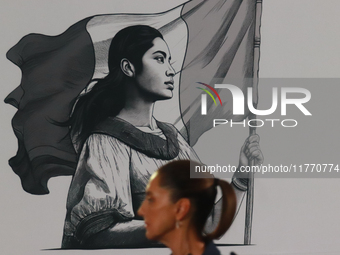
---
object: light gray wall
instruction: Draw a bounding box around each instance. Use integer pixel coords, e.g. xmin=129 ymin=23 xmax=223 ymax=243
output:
xmin=0 ymin=1 xmax=339 ymax=254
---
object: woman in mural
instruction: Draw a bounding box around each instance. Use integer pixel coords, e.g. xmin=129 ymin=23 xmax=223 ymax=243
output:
xmin=61 ymin=25 xmax=263 ymax=249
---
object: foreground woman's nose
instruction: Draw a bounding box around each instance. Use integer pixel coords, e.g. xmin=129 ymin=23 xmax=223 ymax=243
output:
xmin=137 ymin=201 xmax=145 ymax=217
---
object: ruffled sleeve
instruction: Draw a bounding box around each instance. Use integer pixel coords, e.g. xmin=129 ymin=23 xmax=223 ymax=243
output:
xmin=63 ymin=134 xmax=134 ymax=243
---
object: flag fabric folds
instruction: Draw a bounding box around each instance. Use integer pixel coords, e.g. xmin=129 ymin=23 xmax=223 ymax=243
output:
xmin=5 ymin=0 xmax=261 ymax=194
xmin=5 ymin=17 xmax=95 ymax=194
xmin=180 ymin=0 xmax=258 ymax=145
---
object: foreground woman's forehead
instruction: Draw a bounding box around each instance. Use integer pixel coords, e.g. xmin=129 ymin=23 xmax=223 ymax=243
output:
xmin=146 ymin=172 xmax=159 ymax=190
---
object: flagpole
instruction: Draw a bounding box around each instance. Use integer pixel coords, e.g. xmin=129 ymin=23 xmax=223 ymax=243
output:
xmin=244 ymin=0 xmax=262 ymax=245
xmin=244 ymin=113 xmax=257 ymax=245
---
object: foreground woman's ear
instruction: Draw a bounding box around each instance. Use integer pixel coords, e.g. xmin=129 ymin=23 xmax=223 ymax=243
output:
xmin=121 ymin=58 xmax=135 ymax=77
xmin=176 ymin=198 xmax=191 ymax=222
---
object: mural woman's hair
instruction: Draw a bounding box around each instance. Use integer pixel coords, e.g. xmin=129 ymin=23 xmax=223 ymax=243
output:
xmin=69 ymin=25 xmax=163 ymax=148
xmin=157 ymin=160 xmax=237 ymax=241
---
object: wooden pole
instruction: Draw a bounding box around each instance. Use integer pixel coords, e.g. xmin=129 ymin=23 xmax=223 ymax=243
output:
xmin=244 ymin=0 xmax=262 ymax=245
xmin=244 ymin=115 xmax=257 ymax=245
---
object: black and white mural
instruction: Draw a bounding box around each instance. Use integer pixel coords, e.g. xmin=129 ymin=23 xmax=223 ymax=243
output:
xmin=1 ymin=0 xmax=340 ymax=254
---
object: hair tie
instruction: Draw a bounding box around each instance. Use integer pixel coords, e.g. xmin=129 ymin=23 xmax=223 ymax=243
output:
xmin=214 ymin=178 xmax=219 ymax=187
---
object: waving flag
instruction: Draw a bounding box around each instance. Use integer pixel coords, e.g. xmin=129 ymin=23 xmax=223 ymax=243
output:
xmin=5 ymin=0 xmax=262 ymax=194
xmin=179 ymin=0 xmax=261 ymax=145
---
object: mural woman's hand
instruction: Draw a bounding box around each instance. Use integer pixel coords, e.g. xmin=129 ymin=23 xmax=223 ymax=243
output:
xmin=239 ymin=134 xmax=263 ymax=168
xmin=231 ymin=134 xmax=263 ymax=192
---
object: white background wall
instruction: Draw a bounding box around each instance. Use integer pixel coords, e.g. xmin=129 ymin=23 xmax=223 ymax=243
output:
xmin=1 ymin=1 xmax=339 ymax=254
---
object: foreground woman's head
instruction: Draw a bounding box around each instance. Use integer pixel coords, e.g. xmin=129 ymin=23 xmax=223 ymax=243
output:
xmin=138 ymin=160 xmax=237 ymax=243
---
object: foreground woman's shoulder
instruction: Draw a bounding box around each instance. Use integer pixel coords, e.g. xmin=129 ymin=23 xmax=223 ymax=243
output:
xmin=202 ymin=241 xmax=239 ymax=255
xmin=202 ymin=241 xmax=221 ymax=255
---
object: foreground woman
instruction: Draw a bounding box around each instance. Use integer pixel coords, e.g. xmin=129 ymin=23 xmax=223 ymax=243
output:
xmin=138 ymin=160 xmax=238 ymax=255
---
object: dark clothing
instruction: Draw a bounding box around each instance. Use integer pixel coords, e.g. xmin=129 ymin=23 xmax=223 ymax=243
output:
xmin=202 ymin=241 xmax=221 ymax=255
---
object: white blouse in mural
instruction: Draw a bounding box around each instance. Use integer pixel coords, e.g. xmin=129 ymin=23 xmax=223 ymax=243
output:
xmin=63 ymin=122 xmax=199 ymax=241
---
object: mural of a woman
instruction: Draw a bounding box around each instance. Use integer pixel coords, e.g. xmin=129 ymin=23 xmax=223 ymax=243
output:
xmin=61 ymin=25 xmax=263 ymax=249
xmin=61 ymin=25 xmax=201 ymax=248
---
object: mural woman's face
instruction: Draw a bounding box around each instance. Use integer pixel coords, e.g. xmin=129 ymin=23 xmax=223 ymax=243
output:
xmin=137 ymin=173 xmax=177 ymax=241
xmin=135 ymin=37 xmax=176 ymax=101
